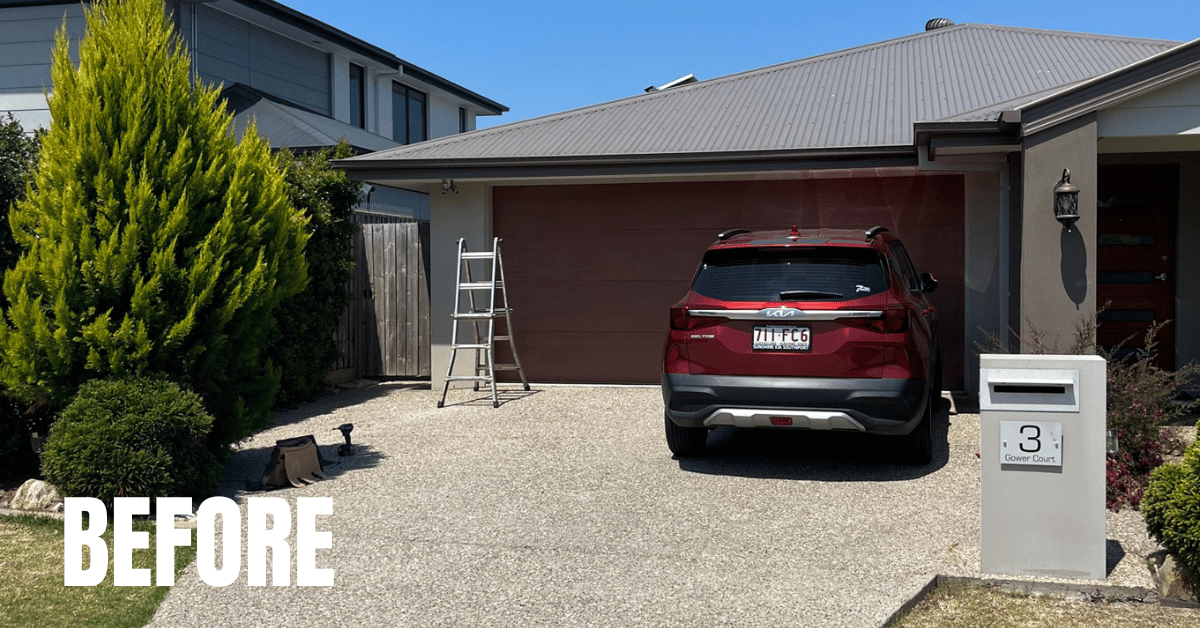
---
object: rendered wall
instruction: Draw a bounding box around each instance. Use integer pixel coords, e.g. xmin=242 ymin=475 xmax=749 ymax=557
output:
xmin=1019 ymin=115 xmax=1098 ymax=349
xmin=429 ymin=182 xmax=492 ymax=387
xmin=963 ymin=170 xmax=1004 ymax=393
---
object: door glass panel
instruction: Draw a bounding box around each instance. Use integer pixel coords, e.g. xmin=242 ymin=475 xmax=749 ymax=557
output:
xmin=1098 ymin=234 xmax=1155 ymax=246
xmin=1097 ymin=309 xmax=1155 ymax=322
xmin=1098 ymin=272 xmax=1156 ymax=284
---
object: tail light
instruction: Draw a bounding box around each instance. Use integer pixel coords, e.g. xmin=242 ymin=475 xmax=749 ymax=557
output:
xmin=670 ymin=306 xmax=727 ymax=331
xmin=838 ymin=305 xmax=909 ymax=333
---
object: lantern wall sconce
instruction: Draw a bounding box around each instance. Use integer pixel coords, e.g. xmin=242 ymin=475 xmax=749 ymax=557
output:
xmin=1054 ymin=168 xmax=1080 ymax=229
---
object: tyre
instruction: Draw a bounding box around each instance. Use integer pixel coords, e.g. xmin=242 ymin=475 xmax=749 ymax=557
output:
xmin=900 ymin=391 xmax=934 ymax=465
xmin=665 ymin=413 xmax=707 ymax=457
xmin=931 ymin=350 xmax=943 ymax=401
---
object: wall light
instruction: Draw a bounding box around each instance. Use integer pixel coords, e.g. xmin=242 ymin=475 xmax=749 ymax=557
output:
xmin=1053 ymin=168 xmax=1080 ymax=230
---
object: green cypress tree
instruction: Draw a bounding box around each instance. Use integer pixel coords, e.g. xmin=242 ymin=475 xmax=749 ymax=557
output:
xmin=0 ymin=0 xmax=308 ymax=447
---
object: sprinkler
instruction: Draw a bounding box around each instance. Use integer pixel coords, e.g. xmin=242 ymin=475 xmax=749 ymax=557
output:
xmin=333 ymin=423 xmax=355 ymax=456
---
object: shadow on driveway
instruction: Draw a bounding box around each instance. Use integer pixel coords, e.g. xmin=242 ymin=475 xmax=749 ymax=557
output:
xmin=676 ymin=397 xmax=953 ymax=482
xmin=267 ymin=380 xmax=431 ymax=430
xmin=436 ymin=387 xmax=543 ymax=408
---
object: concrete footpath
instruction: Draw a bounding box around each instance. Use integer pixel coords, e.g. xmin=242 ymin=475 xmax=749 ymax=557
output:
xmin=145 ymin=383 xmax=1161 ymax=628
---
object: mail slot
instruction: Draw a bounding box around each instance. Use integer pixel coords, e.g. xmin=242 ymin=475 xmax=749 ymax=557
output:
xmin=979 ymin=354 xmax=1106 ymax=580
xmin=980 ymin=367 xmax=1079 ymax=412
xmin=992 ymin=384 xmax=1065 ymax=395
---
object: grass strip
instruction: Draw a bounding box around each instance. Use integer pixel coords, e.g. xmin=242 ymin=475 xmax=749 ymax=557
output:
xmin=0 ymin=512 xmax=195 ymax=628
xmin=886 ymin=580 xmax=1200 ymax=628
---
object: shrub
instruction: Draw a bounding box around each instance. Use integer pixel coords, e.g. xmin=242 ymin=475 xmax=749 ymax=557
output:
xmin=1102 ymin=322 xmax=1195 ymax=510
xmin=41 ymin=377 xmax=220 ymax=506
xmin=0 ymin=0 xmax=308 ymax=447
xmin=0 ymin=115 xmax=39 ymax=473
xmin=1142 ymin=424 xmax=1200 ymax=577
xmin=0 ymin=113 xmax=39 ymax=276
xmin=0 ymin=393 xmax=40 ymax=480
xmin=271 ymin=144 xmax=360 ymax=407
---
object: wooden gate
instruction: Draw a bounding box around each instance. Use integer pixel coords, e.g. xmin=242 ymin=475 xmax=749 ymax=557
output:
xmin=330 ymin=218 xmax=430 ymax=380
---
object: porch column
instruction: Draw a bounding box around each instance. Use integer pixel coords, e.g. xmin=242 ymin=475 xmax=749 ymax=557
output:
xmin=1018 ymin=115 xmax=1099 ymax=349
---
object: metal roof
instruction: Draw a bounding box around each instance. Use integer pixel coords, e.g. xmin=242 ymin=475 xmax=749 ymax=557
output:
xmin=228 ymin=91 xmax=401 ymax=153
xmin=345 ymin=23 xmax=1179 ymax=165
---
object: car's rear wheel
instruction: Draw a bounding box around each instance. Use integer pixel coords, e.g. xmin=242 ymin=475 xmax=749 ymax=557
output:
xmin=665 ymin=413 xmax=708 ymax=457
xmin=931 ymin=350 xmax=942 ymax=398
xmin=900 ymin=392 xmax=934 ymax=465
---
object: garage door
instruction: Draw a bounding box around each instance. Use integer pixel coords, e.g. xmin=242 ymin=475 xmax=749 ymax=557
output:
xmin=493 ymin=175 xmax=965 ymax=388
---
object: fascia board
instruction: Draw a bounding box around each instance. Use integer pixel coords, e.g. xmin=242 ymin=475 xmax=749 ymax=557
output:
xmin=333 ymin=146 xmax=918 ymax=182
xmin=1019 ymin=39 xmax=1200 ymax=137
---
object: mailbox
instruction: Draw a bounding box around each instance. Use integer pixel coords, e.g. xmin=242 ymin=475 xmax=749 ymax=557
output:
xmin=979 ymin=354 xmax=1107 ymax=580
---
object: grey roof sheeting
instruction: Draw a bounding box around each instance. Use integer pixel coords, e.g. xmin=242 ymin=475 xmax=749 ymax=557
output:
xmin=343 ymin=23 xmax=1178 ymax=167
xmin=223 ymin=84 xmax=400 ymax=153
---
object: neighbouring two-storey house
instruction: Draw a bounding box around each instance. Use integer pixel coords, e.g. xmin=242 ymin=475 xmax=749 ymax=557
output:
xmin=1 ymin=0 xmax=505 ymax=380
xmin=0 ymin=0 xmax=507 ymax=221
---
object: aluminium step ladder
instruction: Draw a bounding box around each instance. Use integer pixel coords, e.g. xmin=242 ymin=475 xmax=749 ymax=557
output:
xmin=437 ymin=237 xmax=530 ymax=408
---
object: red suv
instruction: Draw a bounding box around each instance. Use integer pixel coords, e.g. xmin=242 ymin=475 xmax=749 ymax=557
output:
xmin=661 ymin=226 xmax=940 ymax=463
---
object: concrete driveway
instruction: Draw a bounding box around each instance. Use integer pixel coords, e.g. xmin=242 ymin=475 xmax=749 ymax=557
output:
xmin=147 ymin=383 xmax=1158 ymax=628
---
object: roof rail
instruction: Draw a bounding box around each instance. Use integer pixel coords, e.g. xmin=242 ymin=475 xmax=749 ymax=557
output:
xmin=717 ymin=228 xmax=751 ymax=241
xmin=865 ymin=226 xmax=889 ymax=241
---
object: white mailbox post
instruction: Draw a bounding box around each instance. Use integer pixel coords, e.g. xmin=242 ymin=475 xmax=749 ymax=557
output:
xmin=979 ymin=354 xmax=1107 ymax=580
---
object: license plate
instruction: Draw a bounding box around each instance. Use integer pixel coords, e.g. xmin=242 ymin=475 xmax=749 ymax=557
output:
xmin=752 ymin=326 xmax=811 ymax=351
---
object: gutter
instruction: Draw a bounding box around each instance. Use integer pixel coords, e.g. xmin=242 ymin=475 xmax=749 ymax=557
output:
xmin=334 ymin=146 xmax=919 ymax=182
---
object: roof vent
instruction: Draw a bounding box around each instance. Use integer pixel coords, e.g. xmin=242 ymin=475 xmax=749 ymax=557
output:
xmin=925 ymin=18 xmax=955 ymax=31
xmin=644 ymin=74 xmax=698 ymax=93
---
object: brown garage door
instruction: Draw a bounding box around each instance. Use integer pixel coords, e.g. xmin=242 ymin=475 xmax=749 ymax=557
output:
xmin=493 ymin=175 xmax=965 ymax=388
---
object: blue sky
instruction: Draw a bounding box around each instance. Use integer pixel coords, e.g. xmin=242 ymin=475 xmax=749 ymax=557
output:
xmin=281 ymin=0 xmax=1196 ymax=129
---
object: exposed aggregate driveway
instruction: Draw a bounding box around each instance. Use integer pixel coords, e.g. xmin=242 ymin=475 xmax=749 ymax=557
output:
xmin=147 ymin=383 xmax=1158 ymax=628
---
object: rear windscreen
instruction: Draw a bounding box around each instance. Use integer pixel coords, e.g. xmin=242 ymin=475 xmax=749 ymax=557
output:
xmin=691 ymin=247 xmax=889 ymax=302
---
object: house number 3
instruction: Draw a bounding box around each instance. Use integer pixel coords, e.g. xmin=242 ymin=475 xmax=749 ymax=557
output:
xmin=1018 ymin=424 xmax=1041 ymax=452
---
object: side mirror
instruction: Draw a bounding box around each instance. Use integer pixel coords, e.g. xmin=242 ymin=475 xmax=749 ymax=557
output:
xmin=920 ymin=272 xmax=938 ymax=294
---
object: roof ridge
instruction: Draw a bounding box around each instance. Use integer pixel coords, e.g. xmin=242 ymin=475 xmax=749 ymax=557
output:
xmin=953 ymin=22 xmax=1181 ymax=46
xmin=346 ymin=22 xmax=1183 ymax=162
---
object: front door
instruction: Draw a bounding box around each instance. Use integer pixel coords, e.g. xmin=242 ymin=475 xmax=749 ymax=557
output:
xmin=1096 ymin=164 xmax=1178 ymax=371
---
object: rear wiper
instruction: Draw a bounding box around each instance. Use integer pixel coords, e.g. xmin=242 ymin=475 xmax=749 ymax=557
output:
xmin=779 ymin=290 xmax=843 ymax=300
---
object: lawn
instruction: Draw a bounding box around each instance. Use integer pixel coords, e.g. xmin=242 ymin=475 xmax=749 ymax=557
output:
xmin=887 ymin=580 xmax=1200 ymax=628
xmin=0 ymin=512 xmax=195 ymax=628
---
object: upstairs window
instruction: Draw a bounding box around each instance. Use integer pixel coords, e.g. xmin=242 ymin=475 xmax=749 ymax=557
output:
xmin=349 ymin=63 xmax=365 ymax=129
xmin=459 ymin=107 xmax=467 ymax=133
xmin=392 ymin=83 xmax=427 ymax=144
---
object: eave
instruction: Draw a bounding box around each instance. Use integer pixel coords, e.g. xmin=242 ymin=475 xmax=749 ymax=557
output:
xmin=335 ymin=146 xmax=919 ymax=183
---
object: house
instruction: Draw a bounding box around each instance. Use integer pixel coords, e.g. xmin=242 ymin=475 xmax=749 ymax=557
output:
xmin=333 ymin=19 xmax=1200 ymax=394
xmin=0 ymin=0 xmax=508 ymax=221
xmin=1 ymin=0 xmax=506 ymax=379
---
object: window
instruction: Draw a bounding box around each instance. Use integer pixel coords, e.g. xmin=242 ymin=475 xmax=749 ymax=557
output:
xmin=459 ymin=107 xmax=467 ymax=133
xmin=692 ymin=248 xmax=888 ymax=302
xmin=349 ymin=63 xmax=365 ymax=129
xmin=392 ymin=83 xmax=427 ymax=144
xmin=889 ymin=242 xmax=920 ymax=291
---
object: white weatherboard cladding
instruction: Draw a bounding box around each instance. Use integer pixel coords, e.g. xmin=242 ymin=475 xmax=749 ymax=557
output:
xmin=1098 ymin=72 xmax=1200 ymax=138
xmin=0 ymin=4 xmax=86 ymax=132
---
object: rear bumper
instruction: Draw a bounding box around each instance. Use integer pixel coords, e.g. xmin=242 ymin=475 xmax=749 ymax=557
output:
xmin=662 ymin=373 xmax=927 ymax=435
